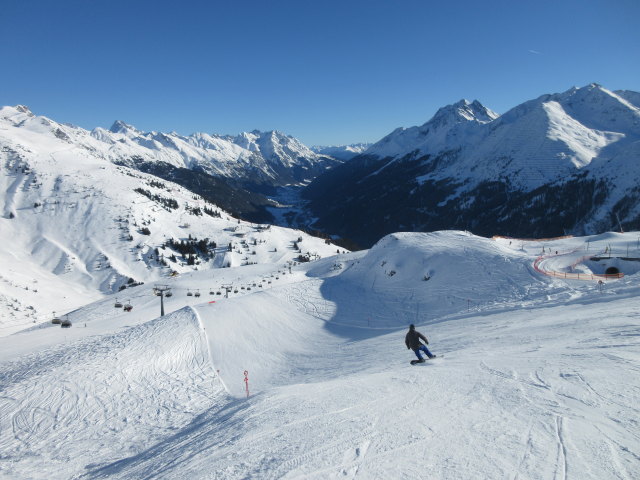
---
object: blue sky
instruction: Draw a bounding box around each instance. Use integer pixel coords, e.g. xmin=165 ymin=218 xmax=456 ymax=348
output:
xmin=1 ymin=0 xmax=638 ymax=146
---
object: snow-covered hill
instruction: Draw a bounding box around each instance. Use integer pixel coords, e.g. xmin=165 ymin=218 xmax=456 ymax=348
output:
xmin=0 ymin=231 xmax=638 ymax=479
xmin=304 ymin=84 xmax=640 ymax=246
xmin=0 ymin=109 xmax=344 ymax=334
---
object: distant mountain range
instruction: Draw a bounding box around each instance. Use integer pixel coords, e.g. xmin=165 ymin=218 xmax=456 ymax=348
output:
xmin=304 ymin=84 xmax=640 ymax=247
xmin=0 ymin=106 xmax=349 ymax=222
xmin=311 ymin=144 xmax=371 ymax=161
xmin=103 ymin=121 xmax=342 ymax=188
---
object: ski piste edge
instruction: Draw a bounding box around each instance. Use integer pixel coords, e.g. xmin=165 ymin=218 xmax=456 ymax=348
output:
xmin=410 ymin=355 xmax=443 ymax=365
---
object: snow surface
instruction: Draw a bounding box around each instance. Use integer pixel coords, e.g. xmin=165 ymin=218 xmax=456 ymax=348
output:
xmin=1 ymin=231 xmax=639 ymax=479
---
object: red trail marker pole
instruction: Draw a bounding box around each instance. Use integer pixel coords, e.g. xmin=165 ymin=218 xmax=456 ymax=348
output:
xmin=244 ymin=370 xmax=250 ymax=398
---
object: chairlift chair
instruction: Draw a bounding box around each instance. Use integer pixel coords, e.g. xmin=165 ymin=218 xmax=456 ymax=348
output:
xmin=123 ymin=300 xmax=132 ymax=312
xmin=187 ymin=290 xmax=193 ymax=297
xmin=194 ymin=290 xmax=201 ymax=297
xmin=52 ymin=312 xmax=61 ymax=324
xmin=61 ymin=317 xmax=72 ymax=328
xmin=165 ymin=291 xmax=173 ymax=297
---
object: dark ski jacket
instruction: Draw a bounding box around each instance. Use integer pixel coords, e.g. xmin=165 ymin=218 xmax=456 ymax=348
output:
xmin=405 ymin=329 xmax=428 ymax=350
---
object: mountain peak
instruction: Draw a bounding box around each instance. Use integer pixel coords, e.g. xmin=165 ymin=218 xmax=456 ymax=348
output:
xmin=109 ymin=120 xmax=140 ymax=135
xmin=15 ymin=105 xmax=34 ymax=116
xmin=429 ymin=99 xmax=498 ymax=127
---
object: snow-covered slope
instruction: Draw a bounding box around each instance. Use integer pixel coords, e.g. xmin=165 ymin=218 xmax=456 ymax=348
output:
xmin=0 ymin=109 xmax=343 ymax=333
xmin=0 ymin=231 xmax=638 ymax=479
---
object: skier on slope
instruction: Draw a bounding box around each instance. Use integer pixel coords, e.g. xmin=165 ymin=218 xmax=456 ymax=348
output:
xmin=405 ymin=324 xmax=436 ymax=362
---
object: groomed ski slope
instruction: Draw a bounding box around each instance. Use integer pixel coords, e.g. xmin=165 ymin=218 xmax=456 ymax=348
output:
xmin=0 ymin=231 xmax=638 ymax=479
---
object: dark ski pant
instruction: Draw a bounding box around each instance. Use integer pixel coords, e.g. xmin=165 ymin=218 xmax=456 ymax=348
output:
xmin=413 ymin=345 xmax=434 ymax=360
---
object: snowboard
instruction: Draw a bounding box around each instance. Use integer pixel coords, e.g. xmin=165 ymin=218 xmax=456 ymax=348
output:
xmin=410 ymin=355 xmax=440 ymax=365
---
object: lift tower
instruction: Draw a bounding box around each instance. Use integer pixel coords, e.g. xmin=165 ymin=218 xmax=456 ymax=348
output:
xmin=153 ymin=284 xmax=172 ymax=316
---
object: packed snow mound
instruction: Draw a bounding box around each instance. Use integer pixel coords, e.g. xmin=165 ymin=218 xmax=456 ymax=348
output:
xmin=309 ymin=231 xmax=553 ymax=328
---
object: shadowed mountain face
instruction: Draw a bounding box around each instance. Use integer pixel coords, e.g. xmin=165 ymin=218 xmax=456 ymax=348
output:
xmin=303 ymin=85 xmax=640 ymax=247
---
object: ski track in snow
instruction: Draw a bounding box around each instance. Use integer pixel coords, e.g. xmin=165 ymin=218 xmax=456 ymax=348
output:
xmin=0 ymin=310 xmax=223 ymax=479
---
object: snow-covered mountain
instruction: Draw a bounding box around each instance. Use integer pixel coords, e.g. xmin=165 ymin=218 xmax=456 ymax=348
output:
xmin=0 ymin=106 xmax=344 ymax=333
xmin=364 ymin=99 xmax=498 ymax=161
xmin=3 ymin=105 xmax=340 ymax=189
xmin=304 ymin=84 xmax=640 ymax=246
xmin=311 ymin=143 xmax=371 ymax=161
xmin=105 ymin=121 xmax=340 ymax=186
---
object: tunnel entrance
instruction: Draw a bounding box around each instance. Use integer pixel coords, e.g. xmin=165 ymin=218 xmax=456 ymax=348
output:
xmin=605 ymin=266 xmax=620 ymax=275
